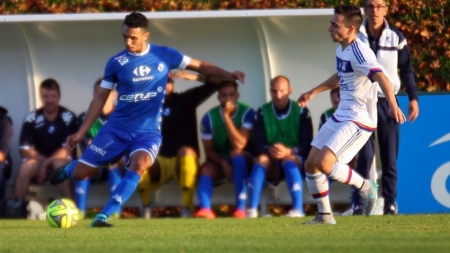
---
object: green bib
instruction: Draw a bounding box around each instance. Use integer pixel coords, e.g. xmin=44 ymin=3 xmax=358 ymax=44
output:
xmin=87 ymin=118 xmax=106 ymax=139
xmin=262 ymin=100 xmax=301 ymax=148
xmin=209 ymin=102 xmax=251 ymax=159
xmin=324 ymin=107 xmax=334 ymax=120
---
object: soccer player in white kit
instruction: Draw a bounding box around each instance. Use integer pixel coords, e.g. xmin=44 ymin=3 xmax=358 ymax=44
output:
xmin=297 ymin=5 xmax=406 ymax=225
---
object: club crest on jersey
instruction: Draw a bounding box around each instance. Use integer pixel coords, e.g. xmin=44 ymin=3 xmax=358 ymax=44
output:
xmin=47 ymin=125 xmax=55 ymax=134
xmin=157 ymin=63 xmax=164 ymax=72
xmin=163 ymin=108 xmax=171 ymax=116
xmin=115 ymin=55 xmax=129 ymax=66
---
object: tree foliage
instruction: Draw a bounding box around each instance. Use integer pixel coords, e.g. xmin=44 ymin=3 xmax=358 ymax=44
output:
xmin=1 ymin=0 xmax=449 ymax=91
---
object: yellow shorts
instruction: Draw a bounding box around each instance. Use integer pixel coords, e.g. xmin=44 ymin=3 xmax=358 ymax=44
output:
xmin=148 ymin=156 xmax=180 ymax=192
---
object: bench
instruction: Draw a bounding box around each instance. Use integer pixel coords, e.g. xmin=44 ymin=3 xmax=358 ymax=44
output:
xmin=5 ymin=181 xmax=352 ymax=216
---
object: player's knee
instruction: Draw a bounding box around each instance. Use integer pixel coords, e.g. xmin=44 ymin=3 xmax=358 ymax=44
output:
xmin=255 ymin=154 xmax=271 ymax=167
xmin=229 ymin=149 xmax=244 ymax=158
xmin=304 ymin=157 xmax=315 ymax=173
xmin=17 ymin=162 xmax=39 ymax=180
xmin=199 ymin=163 xmax=214 ymax=177
xmin=51 ymin=158 xmax=71 ymax=170
xmin=178 ymin=146 xmax=196 ymax=157
xmin=281 ymin=157 xmax=297 ymax=165
xmin=72 ymin=164 xmax=94 ymax=181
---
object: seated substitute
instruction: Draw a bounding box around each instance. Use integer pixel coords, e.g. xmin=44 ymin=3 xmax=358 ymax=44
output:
xmin=0 ymin=106 xmax=13 ymax=204
xmin=247 ymin=75 xmax=313 ymax=218
xmin=195 ymin=80 xmax=255 ymax=219
xmin=74 ymin=78 xmax=124 ymax=218
xmin=14 ymin=78 xmax=78 ymax=203
xmin=138 ymin=71 xmax=219 ymax=218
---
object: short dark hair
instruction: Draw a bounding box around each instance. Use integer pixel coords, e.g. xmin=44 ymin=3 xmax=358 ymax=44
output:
xmin=123 ymin=12 xmax=148 ymax=30
xmin=217 ymin=80 xmax=238 ymax=92
xmin=270 ymin=75 xmax=290 ymax=87
xmin=330 ymin=87 xmax=340 ymax=96
xmin=40 ymin=78 xmax=60 ymax=95
xmin=334 ymin=5 xmax=363 ymax=32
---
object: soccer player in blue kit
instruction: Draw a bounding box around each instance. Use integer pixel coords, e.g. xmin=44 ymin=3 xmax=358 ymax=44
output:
xmin=50 ymin=12 xmax=245 ymax=227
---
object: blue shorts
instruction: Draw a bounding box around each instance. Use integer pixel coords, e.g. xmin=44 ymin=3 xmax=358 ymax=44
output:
xmin=79 ymin=124 xmax=161 ymax=168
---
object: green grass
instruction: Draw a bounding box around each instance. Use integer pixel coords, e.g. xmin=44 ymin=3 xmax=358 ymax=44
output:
xmin=1 ymin=215 xmax=449 ymax=253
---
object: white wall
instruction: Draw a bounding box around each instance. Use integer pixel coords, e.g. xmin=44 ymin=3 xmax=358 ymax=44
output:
xmin=0 ymin=9 xmax=338 ymax=183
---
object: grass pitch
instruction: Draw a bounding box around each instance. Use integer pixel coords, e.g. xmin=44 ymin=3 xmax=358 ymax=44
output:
xmin=0 ymin=214 xmax=449 ymax=253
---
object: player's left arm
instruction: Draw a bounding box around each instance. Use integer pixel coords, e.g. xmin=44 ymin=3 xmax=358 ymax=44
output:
xmin=173 ymin=71 xmax=218 ymax=107
xmin=166 ymin=46 xmax=245 ymax=83
xmin=186 ymin=58 xmax=245 ymax=84
xmin=397 ymin=38 xmax=419 ymax=122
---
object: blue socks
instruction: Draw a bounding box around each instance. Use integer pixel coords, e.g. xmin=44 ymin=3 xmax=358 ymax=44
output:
xmin=108 ymin=168 xmax=122 ymax=194
xmin=197 ymin=175 xmax=213 ymax=209
xmin=231 ymin=156 xmax=248 ymax=211
xmin=108 ymin=168 xmax=123 ymax=214
xmin=101 ymin=170 xmax=141 ymax=217
xmin=282 ymin=161 xmax=303 ymax=211
xmin=247 ymin=164 xmax=266 ymax=210
xmin=74 ymin=179 xmax=90 ymax=214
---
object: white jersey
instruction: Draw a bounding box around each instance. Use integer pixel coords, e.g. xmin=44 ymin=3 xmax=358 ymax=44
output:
xmin=333 ymin=38 xmax=382 ymax=129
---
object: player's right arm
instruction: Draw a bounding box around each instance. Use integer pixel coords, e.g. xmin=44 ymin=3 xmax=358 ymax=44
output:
xmin=297 ymin=73 xmax=339 ymax=107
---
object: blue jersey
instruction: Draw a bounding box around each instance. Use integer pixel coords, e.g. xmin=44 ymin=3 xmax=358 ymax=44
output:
xmin=101 ymin=44 xmax=190 ymax=133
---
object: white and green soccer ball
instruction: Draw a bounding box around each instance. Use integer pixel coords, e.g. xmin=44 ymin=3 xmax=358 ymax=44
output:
xmin=46 ymin=198 xmax=79 ymax=228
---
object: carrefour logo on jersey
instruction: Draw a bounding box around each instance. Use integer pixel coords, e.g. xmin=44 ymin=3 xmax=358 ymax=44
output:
xmin=132 ymin=65 xmax=154 ymax=82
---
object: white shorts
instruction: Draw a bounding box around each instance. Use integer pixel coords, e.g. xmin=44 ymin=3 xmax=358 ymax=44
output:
xmin=311 ymin=119 xmax=374 ymax=164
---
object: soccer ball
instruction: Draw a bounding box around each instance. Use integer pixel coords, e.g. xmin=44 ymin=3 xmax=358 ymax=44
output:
xmin=46 ymin=198 xmax=79 ymax=228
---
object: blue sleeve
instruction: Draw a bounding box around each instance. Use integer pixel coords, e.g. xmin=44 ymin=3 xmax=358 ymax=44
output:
xmin=252 ymin=107 xmax=267 ymax=156
xmin=397 ymin=35 xmax=418 ymax=101
xmin=242 ymin=108 xmax=255 ymax=129
xmin=200 ymin=113 xmax=213 ymax=137
xmin=165 ymin=46 xmax=185 ymax=70
xmin=103 ymin=57 xmax=118 ymax=84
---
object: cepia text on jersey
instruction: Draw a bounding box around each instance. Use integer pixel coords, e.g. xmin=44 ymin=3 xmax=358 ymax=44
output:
xmin=119 ymin=92 xmax=158 ymax=102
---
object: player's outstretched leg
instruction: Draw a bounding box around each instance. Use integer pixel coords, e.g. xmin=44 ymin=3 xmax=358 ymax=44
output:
xmin=358 ymin=179 xmax=378 ymax=216
xmin=49 ymin=160 xmax=78 ymax=185
xmin=90 ymin=213 xmax=114 ymax=228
